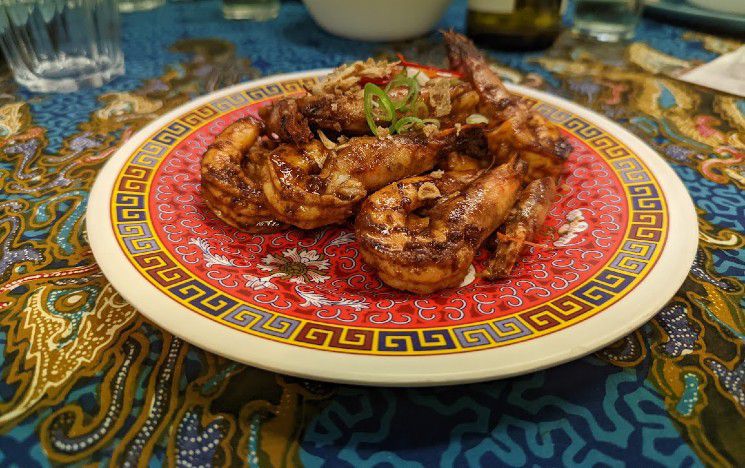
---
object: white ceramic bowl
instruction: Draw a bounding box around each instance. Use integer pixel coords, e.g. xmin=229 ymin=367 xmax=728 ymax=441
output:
xmin=687 ymin=0 xmax=745 ymax=15
xmin=302 ymin=0 xmax=453 ymax=42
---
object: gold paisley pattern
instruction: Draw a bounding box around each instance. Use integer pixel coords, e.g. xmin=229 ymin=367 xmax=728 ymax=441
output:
xmin=0 ymin=39 xmax=325 ymax=465
xmin=0 ymin=282 xmax=135 ymax=425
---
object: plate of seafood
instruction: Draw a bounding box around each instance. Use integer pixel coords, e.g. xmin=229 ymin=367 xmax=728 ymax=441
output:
xmin=88 ymin=33 xmax=697 ymax=385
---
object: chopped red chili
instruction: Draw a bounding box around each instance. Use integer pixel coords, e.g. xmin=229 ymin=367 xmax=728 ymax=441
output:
xmin=359 ymin=76 xmax=391 ymax=86
xmin=396 ymin=53 xmax=463 ymax=78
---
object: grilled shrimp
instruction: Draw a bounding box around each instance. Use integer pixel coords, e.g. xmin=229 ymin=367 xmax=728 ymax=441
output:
xmin=295 ymin=92 xmax=370 ymax=135
xmin=444 ymin=31 xmax=570 ymax=181
xmin=200 ymin=118 xmax=285 ymax=233
xmin=296 ymin=81 xmax=481 ymax=135
xmin=261 ymin=128 xmax=478 ymax=229
xmin=483 ymin=177 xmax=557 ymax=279
xmin=261 ymin=56 xmax=484 ymax=139
xmin=259 ymin=98 xmax=314 ymax=146
xmin=356 ymin=158 xmax=526 ymax=294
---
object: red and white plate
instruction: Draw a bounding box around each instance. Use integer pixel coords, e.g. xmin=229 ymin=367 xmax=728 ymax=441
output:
xmin=88 ymin=71 xmax=697 ymax=386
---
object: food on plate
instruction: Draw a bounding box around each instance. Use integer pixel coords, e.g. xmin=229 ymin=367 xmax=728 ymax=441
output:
xmin=199 ymin=31 xmax=570 ymax=293
xmin=289 ymin=63 xmax=483 ymax=136
xmin=444 ymin=31 xmax=570 ymax=181
xmin=260 ymin=125 xmax=483 ymax=229
xmin=200 ymin=118 xmax=286 ymax=233
xmin=356 ymin=157 xmax=526 ymax=294
xmin=483 ymin=177 xmax=557 ymax=279
xmin=259 ymin=98 xmax=314 ymax=146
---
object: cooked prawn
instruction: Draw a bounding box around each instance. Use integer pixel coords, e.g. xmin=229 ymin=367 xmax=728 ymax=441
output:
xmin=200 ymin=118 xmax=285 ymax=232
xmin=356 ymin=158 xmax=526 ymax=294
xmin=483 ymin=177 xmax=557 ymax=279
xmin=261 ymin=127 xmax=480 ymax=229
xmin=259 ymin=98 xmax=314 ymax=146
xmin=259 ymin=56 xmax=485 ymax=139
xmin=444 ymin=31 xmax=571 ymax=181
xmin=296 ymin=80 xmax=482 ymax=136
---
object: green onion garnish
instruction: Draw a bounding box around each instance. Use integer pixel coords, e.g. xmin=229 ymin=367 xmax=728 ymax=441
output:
xmin=384 ymin=73 xmax=420 ymax=112
xmin=465 ymin=113 xmax=489 ymax=125
xmin=390 ymin=117 xmax=440 ymax=134
xmin=364 ymin=82 xmax=397 ymax=136
xmin=391 ymin=116 xmax=423 ymax=134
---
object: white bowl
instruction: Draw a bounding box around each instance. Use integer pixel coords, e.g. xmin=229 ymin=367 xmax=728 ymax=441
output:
xmin=302 ymin=0 xmax=453 ymax=42
xmin=687 ymin=0 xmax=745 ymax=15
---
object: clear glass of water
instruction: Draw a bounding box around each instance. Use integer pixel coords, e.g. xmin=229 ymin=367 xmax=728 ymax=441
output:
xmin=0 ymin=0 xmax=124 ymax=93
xmin=118 ymin=0 xmax=164 ymax=13
xmin=222 ymin=0 xmax=279 ymax=21
xmin=573 ymin=0 xmax=642 ymax=42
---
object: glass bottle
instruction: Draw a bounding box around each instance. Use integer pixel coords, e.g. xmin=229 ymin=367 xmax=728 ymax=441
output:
xmin=466 ymin=0 xmax=565 ymax=50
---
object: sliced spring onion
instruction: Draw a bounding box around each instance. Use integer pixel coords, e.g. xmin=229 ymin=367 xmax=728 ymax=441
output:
xmin=363 ymin=83 xmax=396 ymax=136
xmin=391 ymin=116 xmax=423 ymax=134
xmin=390 ymin=117 xmax=441 ymax=134
xmin=385 ymin=73 xmax=420 ymax=112
xmin=465 ymin=113 xmax=489 ymax=125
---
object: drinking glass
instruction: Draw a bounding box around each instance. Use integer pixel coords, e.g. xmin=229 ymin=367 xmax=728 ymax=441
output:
xmin=118 ymin=0 xmax=164 ymax=13
xmin=0 ymin=0 xmax=124 ymax=93
xmin=573 ymin=0 xmax=642 ymax=42
xmin=222 ymin=0 xmax=279 ymax=21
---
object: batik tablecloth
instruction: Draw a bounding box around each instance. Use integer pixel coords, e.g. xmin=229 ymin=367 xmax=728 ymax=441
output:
xmin=0 ymin=0 xmax=743 ymax=465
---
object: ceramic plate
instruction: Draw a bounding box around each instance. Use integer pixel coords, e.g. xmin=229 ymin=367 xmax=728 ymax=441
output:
xmin=87 ymin=70 xmax=697 ymax=386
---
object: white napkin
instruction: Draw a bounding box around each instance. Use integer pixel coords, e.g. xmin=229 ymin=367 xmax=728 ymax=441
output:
xmin=678 ymin=46 xmax=745 ymax=97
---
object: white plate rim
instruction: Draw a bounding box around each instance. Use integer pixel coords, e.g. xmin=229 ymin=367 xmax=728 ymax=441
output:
xmin=87 ymin=69 xmax=698 ymax=386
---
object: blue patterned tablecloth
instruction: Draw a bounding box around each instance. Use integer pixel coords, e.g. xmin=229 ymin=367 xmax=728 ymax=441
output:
xmin=0 ymin=0 xmax=743 ymax=465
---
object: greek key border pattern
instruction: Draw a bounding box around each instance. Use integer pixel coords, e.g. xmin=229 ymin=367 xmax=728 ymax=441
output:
xmin=110 ymin=79 xmax=668 ymax=355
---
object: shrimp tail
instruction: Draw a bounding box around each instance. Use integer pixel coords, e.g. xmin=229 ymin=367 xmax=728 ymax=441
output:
xmin=444 ymin=31 xmax=572 ymax=180
xmin=443 ymin=30 xmax=518 ymax=112
xmin=483 ymin=176 xmax=557 ymax=279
